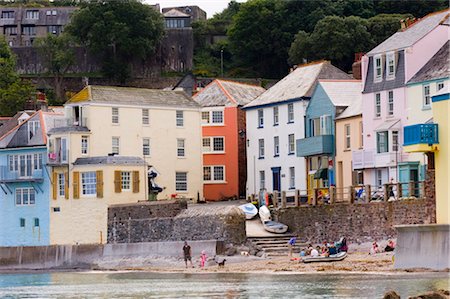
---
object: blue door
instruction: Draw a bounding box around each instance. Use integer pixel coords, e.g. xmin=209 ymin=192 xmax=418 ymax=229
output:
xmin=271 ymin=167 xmax=281 ymax=192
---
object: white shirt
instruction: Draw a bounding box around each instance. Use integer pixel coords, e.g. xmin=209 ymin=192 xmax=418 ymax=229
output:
xmin=311 ymin=249 xmax=319 ymax=257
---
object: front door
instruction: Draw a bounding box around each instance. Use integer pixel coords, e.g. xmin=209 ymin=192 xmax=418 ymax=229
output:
xmin=410 ymin=169 xmax=419 ymax=197
xmin=271 ymin=167 xmax=281 ymax=192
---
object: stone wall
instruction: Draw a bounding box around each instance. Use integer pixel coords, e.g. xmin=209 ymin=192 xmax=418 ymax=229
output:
xmin=107 ymin=201 xmax=246 ymax=245
xmin=274 ymin=199 xmax=435 ymax=244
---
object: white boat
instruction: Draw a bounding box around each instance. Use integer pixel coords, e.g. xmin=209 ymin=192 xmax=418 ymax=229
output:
xmin=302 ymin=252 xmax=347 ymax=263
xmin=238 ymin=203 xmax=258 ymax=220
xmin=259 ymin=205 xmax=288 ymax=234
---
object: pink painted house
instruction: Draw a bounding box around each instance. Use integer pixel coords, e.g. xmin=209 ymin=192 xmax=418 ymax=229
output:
xmin=354 ymin=9 xmax=449 ymax=189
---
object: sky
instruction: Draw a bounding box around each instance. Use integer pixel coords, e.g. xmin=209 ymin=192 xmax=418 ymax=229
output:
xmin=146 ymin=0 xmax=247 ymax=18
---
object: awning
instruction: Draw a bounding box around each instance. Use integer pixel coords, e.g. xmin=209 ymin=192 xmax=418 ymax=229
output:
xmin=375 ymin=119 xmax=400 ymax=131
xmin=313 ymin=168 xmax=328 ymax=180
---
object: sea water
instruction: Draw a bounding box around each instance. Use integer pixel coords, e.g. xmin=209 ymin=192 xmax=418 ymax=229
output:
xmin=0 ymin=271 xmax=448 ymax=298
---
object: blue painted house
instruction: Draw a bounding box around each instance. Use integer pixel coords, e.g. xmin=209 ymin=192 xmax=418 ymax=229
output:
xmin=0 ymin=111 xmax=63 ymax=246
xmin=297 ymin=80 xmax=362 ymax=199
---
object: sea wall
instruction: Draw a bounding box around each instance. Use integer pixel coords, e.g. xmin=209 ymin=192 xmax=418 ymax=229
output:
xmin=107 ymin=201 xmax=246 ymax=245
xmin=274 ymin=198 xmax=435 ymax=244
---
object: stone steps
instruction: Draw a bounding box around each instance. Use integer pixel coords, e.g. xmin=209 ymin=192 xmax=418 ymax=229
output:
xmin=248 ymin=236 xmax=307 ymax=257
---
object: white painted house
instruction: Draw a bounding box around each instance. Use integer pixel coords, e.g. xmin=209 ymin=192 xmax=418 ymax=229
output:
xmin=243 ymin=61 xmax=350 ymax=197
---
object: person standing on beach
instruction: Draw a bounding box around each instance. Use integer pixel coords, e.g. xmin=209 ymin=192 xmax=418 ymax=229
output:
xmin=183 ymin=241 xmax=194 ymax=268
xmin=288 ymin=236 xmax=297 ymax=258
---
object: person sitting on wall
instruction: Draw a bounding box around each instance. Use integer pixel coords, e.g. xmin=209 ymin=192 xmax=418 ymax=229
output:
xmin=310 ymin=246 xmax=320 ymax=257
xmin=384 ymin=239 xmax=395 ymax=252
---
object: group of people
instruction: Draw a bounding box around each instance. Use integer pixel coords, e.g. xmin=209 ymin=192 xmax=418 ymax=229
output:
xmin=370 ymin=239 xmax=395 ymax=254
xmin=289 ymin=237 xmax=348 ymax=259
xmin=182 ymin=241 xmax=208 ymax=268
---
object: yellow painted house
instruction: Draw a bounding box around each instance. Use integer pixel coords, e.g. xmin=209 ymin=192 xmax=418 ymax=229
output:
xmin=47 ymin=85 xmax=203 ymax=244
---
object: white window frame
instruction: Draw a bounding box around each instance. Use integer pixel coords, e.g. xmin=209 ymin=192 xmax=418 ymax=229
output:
xmin=25 ymin=10 xmax=39 ymax=19
xmin=176 ymin=110 xmax=184 ymax=127
xmin=345 ymin=124 xmax=351 ymax=150
xmin=33 ymin=153 xmax=42 ymax=170
xmin=58 ymin=173 xmax=65 ymax=197
xmin=375 ymin=93 xmax=381 ymax=117
xmin=201 ymin=111 xmax=210 ymax=124
xmin=258 ymin=138 xmax=265 ymax=158
xmin=377 ymin=131 xmax=389 ymax=153
xmin=257 ymin=109 xmax=264 ymax=128
xmin=202 ymin=137 xmax=225 ymax=153
xmin=273 ymin=106 xmax=279 ymax=126
xmin=319 ymin=115 xmax=331 ymax=135
xmin=374 ymin=54 xmax=382 ymax=82
xmin=142 ymin=109 xmax=149 ymax=125
xmin=15 ymin=188 xmax=35 ymax=206
xmin=273 ymin=136 xmax=279 ymax=157
xmin=437 ymin=81 xmax=444 ymax=91
xmin=387 ymin=90 xmax=394 ymax=116
xmin=177 ymin=138 xmax=185 ymax=157
xmin=112 ymin=137 xmax=120 ymax=155
xmin=112 ymin=107 xmax=119 ymax=124
xmin=203 ymin=165 xmax=225 ymax=182
xmin=386 ymin=52 xmax=395 ymax=79
xmin=259 ymin=170 xmax=265 ymax=190
xmin=289 ymin=167 xmax=295 ymax=189
xmin=211 ymin=110 xmax=224 ymax=124
xmin=143 ymin=138 xmax=150 ymax=156
xmin=81 ymin=171 xmax=97 ymax=196
xmin=287 ymin=103 xmax=294 ymax=123
xmin=121 ymin=171 xmax=131 ymax=191
xmin=423 ymin=84 xmax=431 ymax=107
xmin=392 ymin=131 xmax=399 ymax=152
xmin=81 ymin=136 xmax=88 ymax=155
xmin=175 ymin=172 xmax=187 ymax=192
xmin=288 ymin=134 xmax=295 ymax=154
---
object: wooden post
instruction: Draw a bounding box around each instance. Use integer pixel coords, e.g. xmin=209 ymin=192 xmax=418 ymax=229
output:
xmin=383 ymin=184 xmax=389 ymax=201
xmin=420 ymin=181 xmax=425 ymax=199
xmin=312 ymin=188 xmax=318 ymax=206
xmin=409 ymin=182 xmax=414 ymax=198
xmin=396 ymin=183 xmax=402 ymax=199
xmin=273 ymin=191 xmax=278 ymax=208
xmin=330 ymin=186 xmax=336 ymax=204
xmin=294 ymin=189 xmax=300 ymax=207
xmin=365 ymin=184 xmax=371 ymax=203
xmin=281 ymin=191 xmax=287 ymax=208
xmin=349 ymin=186 xmax=355 ymax=204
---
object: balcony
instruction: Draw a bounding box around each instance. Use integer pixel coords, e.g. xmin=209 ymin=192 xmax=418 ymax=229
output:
xmin=296 ymin=135 xmax=333 ymax=157
xmin=352 ymin=149 xmax=375 ymax=170
xmin=47 ymin=151 xmax=69 ymax=165
xmin=404 ymin=124 xmax=439 ymax=152
xmin=0 ymin=166 xmax=44 ymax=183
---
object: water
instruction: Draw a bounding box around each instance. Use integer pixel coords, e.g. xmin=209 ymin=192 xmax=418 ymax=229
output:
xmin=0 ymin=271 xmax=448 ymax=298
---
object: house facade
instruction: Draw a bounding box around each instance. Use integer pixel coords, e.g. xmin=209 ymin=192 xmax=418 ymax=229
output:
xmin=356 ymin=9 xmax=449 ymax=188
xmin=244 ymin=61 xmax=350 ymax=197
xmin=0 ymin=111 xmax=64 ymax=246
xmin=297 ymin=80 xmax=362 ymax=199
xmin=193 ymin=79 xmax=265 ymax=201
xmin=47 ymin=85 xmax=203 ymax=244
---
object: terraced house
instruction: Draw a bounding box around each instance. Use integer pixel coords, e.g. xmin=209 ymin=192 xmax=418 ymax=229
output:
xmin=47 ymin=85 xmax=203 ymax=244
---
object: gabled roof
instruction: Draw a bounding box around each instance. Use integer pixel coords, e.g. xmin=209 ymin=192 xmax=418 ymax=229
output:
xmin=367 ymin=9 xmax=449 ymax=55
xmin=66 ymin=85 xmax=200 ymax=109
xmin=317 ymin=80 xmax=362 ymax=120
xmin=193 ymin=79 xmax=265 ymax=107
xmin=244 ymin=61 xmax=350 ymax=109
xmin=0 ymin=111 xmax=64 ymax=149
xmin=408 ymin=41 xmax=450 ymax=84
xmin=163 ymin=8 xmax=190 ymax=18
xmin=74 ymin=156 xmax=146 ymax=166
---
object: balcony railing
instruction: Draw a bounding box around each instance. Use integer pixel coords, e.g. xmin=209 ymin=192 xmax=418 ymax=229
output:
xmin=404 ymin=124 xmax=438 ymax=146
xmin=53 ymin=117 xmax=88 ymax=128
xmin=296 ymin=135 xmax=333 ymax=157
xmin=352 ymin=149 xmax=375 ymax=170
xmin=0 ymin=166 xmax=44 ymax=183
xmin=47 ymin=151 xmax=69 ymax=165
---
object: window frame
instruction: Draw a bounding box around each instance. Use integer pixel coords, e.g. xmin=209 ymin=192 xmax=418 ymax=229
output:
xmin=287 ymin=103 xmax=294 ymax=123
xmin=112 ymin=137 xmax=120 ymax=155
xmin=175 ymin=172 xmax=188 ymax=192
xmin=112 ymin=107 xmax=119 ymax=124
xmin=273 ymin=106 xmax=279 ymax=126
xmin=258 ymin=138 xmax=265 ymax=159
xmin=345 ymin=124 xmax=351 ymax=150
xmin=392 ymin=131 xmax=399 ymax=152
xmin=437 ymin=81 xmax=444 ymax=91
xmin=202 ymin=136 xmax=225 ymax=153
xmin=375 ymin=93 xmax=381 ymax=117
xmin=288 ymin=134 xmax=295 ymax=154
xmin=273 ymin=136 xmax=279 ymax=157
xmin=81 ymin=135 xmax=88 ymax=155
xmin=203 ymin=165 xmax=225 ymax=182
xmin=25 ymin=10 xmax=39 ymax=19
xmin=423 ymin=84 xmax=431 ymax=108
xmin=259 ymin=170 xmax=265 ymax=190
xmin=289 ymin=167 xmax=295 ymax=189
xmin=257 ymin=109 xmax=264 ymax=128
xmin=386 ymin=51 xmax=395 ymax=79
xmin=142 ymin=109 xmax=149 ymax=125
xmin=15 ymin=188 xmax=35 ymax=206
xmin=121 ymin=171 xmax=131 ymax=191
xmin=376 ymin=131 xmax=389 ymax=153
xmin=143 ymin=138 xmax=150 ymax=156
xmin=81 ymin=171 xmax=97 ymax=196
xmin=374 ymin=54 xmax=382 ymax=82
xmin=177 ymin=138 xmax=185 ymax=157
xmin=58 ymin=172 xmax=65 ymax=197
xmin=387 ymin=90 xmax=394 ymax=116
xmin=176 ymin=110 xmax=184 ymax=127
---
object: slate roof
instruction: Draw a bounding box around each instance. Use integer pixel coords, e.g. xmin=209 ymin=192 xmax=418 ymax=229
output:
xmin=367 ymin=9 xmax=449 ymax=55
xmin=408 ymin=41 xmax=450 ymax=84
xmin=193 ymin=79 xmax=265 ymax=107
xmin=244 ymin=61 xmax=350 ymax=109
xmin=66 ymin=85 xmax=200 ymax=109
xmin=317 ymin=80 xmax=363 ymax=120
xmin=163 ymin=8 xmax=190 ymax=18
xmin=73 ymin=156 xmax=146 ymax=166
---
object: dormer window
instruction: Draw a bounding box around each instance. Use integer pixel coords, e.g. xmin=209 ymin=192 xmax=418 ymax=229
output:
xmin=386 ymin=52 xmax=395 ymax=80
xmin=374 ymin=55 xmax=382 ymax=82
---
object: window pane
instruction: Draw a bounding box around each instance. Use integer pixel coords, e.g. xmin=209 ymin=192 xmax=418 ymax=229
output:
xmin=142 ymin=109 xmax=149 ymax=125
xmin=213 ymin=166 xmax=224 ymax=181
xmin=121 ymin=171 xmax=131 ymax=190
xmin=212 ymin=111 xmax=223 ymax=123
xmin=213 ymin=137 xmax=224 ymax=151
xmin=82 ymin=172 xmax=97 ymax=195
xmin=175 ymin=172 xmax=187 ymax=191
xmin=203 ymin=167 xmax=211 ymax=181
xmin=112 ymin=107 xmax=119 ymax=124
xmin=176 ymin=111 xmax=184 ymax=127
xmin=202 ymin=138 xmax=211 ymax=152
xmin=201 ymin=111 xmax=210 ymax=124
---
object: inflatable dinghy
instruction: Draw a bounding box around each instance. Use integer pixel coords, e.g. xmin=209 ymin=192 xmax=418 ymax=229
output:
xmin=302 ymin=252 xmax=347 ymax=263
xmin=239 ymin=203 xmax=258 ymax=220
xmin=259 ymin=205 xmax=288 ymax=234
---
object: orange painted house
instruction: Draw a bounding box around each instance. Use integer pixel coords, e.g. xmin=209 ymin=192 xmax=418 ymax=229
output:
xmin=193 ymin=80 xmax=265 ymax=201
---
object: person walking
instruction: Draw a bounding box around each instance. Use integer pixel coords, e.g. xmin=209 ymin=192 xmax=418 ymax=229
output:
xmin=288 ymin=236 xmax=297 ymax=258
xmin=183 ymin=241 xmax=194 ymax=268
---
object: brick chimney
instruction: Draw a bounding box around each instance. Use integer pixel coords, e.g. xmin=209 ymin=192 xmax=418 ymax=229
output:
xmin=36 ymin=92 xmax=48 ymax=112
xmin=352 ymin=52 xmax=363 ymax=80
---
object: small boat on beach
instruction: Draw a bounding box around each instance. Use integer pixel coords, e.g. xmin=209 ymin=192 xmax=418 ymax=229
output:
xmin=259 ymin=205 xmax=288 ymax=234
xmin=302 ymin=252 xmax=347 ymax=263
xmin=239 ymin=203 xmax=258 ymax=220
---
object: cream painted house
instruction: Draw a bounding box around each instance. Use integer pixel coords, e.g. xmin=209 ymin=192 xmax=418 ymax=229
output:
xmin=47 ymin=85 xmax=203 ymax=244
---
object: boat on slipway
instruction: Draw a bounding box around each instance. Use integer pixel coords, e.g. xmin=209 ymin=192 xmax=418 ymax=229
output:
xmin=302 ymin=252 xmax=347 ymax=263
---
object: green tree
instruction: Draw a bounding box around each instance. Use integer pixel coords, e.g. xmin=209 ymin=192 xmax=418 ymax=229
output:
xmin=0 ymin=38 xmax=34 ymax=116
xmin=65 ymin=0 xmax=164 ymax=82
xmin=368 ymin=13 xmax=413 ymax=45
xmin=34 ymin=34 xmax=75 ymax=104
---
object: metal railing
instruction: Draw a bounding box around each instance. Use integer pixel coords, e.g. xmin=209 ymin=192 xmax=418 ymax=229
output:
xmin=53 ymin=117 xmax=88 ymax=128
xmin=0 ymin=166 xmax=44 ymax=182
xmin=404 ymin=124 xmax=438 ymax=146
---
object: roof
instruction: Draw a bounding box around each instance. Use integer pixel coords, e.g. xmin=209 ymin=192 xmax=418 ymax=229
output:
xmin=73 ymin=156 xmax=146 ymax=166
xmin=163 ymin=8 xmax=190 ymax=18
xmin=367 ymin=10 xmax=449 ymax=55
xmin=48 ymin=126 xmax=90 ymax=135
xmin=375 ymin=119 xmax=400 ymax=131
xmin=408 ymin=41 xmax=450 ymax=84
xmin=317 ymin=80 xmax=362 ymax=120
xmin=193 ymin=79 xmax=265 ymax=107
xmin=66 ymin=85 xmax=200 ymax=109
xmin=244 ymin=61 xmax=351 ymax=109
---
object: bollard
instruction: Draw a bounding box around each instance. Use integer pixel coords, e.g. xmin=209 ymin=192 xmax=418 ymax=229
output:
xmin=383 ymin=184 xmax=389 ymax=201
xmin=349 ymin=186 xmax=355 ymax=204
xmin=312 ymin=188 xmax=318 ymax=206
xmin=329 ymin=186 xmax=336 ymax=204
xmin=294 ymin=189 xmax=300 ymax=207
xmin=281 ymin=191 xmax=287 ymax=208
xmin=365 ymin=185 xmax=371 ymax=203
xmin=273 ymin=191 xmax=278 ymax=208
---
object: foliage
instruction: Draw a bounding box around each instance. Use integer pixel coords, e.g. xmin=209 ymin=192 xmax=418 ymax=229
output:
xmin=65 ymin=0 xmax=164 ymax=82
xmin=0 ymin=38 xmax=34 ymax=116
xmin=367 ymin=13 xmax=413 ymax=45
xmin=34 ymin=33 xmax=75 ymax=104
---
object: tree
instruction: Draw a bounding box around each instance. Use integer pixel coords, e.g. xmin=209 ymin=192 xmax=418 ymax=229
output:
xmin=65 ymin=0 xmax=164 ymax=82
xmin=368 ymin=13 xmax=413 ymax=45
xmin=34 ymin=34 xmax=75 ymax=104
xmin=0 ymin=37 xmax=34 ymax=116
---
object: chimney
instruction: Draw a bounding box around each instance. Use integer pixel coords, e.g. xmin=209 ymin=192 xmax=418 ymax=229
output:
xmin=36 ymin=92 xmax=48 ymax=112
xmin=352 ymin=52 xmax=363 ymax=80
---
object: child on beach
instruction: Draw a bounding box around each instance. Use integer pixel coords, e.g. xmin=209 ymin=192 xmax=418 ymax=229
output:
xmin=200 ymin=250 xmax=207 ymax=268
xmin=370 ymin=241 xmax=380 ymax=255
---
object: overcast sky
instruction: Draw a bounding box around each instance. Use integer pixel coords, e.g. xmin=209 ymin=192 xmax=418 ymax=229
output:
xmin=145 ymin=0 xmax=247 ymax=18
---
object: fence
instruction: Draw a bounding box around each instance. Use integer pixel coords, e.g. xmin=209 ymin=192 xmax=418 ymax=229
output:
xmin=250 ymin=181 xmax=426 ymax=208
